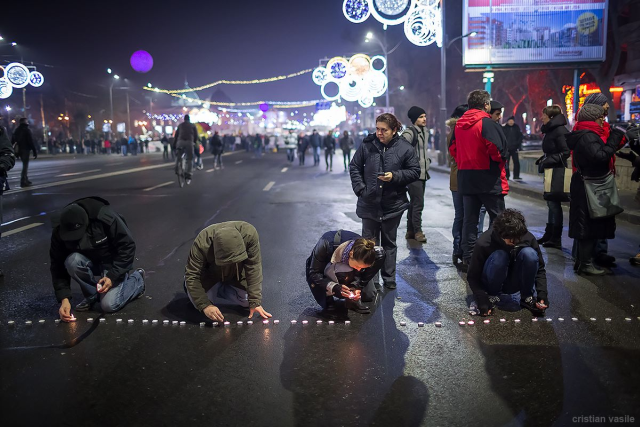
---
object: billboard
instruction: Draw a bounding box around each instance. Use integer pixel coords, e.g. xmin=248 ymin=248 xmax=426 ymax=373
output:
xmin=463 ymin=0 xmax=608 ymax=66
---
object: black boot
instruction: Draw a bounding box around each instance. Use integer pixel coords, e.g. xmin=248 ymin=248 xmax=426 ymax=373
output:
xmin=537 ymin=224 xmax=553 ymax=245
xmin=542 ymin=226 xmax=562 ymax=249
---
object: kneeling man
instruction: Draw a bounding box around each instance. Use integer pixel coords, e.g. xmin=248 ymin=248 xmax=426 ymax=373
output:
xmin=184 ymin=221 xmax=271 ymax=321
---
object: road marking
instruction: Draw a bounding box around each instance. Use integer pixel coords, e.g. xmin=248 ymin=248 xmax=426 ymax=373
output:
xmin=106 ymin=162 xmax=124 ymax=166
xmin=263 ymin=181 xmax=275 ymax=191
xmin=56 ymin=169 xmax=101 ymax=177
xmin=142 ymin=181 xmax=174 ymax=192
xmin=431 ymin=227 xmax=454 ymax=243
xmin=2 ymin=222 xmax=44 ymax=237
xmin=281 ymin=167 xmax=288 ymax=172
xmin=206 ymin=168 xmax=215 ymax=172
xmin=4 ymin=163 xmax=174 ymax=195
xmin=235 ymin=160 xmax=243 ymax=164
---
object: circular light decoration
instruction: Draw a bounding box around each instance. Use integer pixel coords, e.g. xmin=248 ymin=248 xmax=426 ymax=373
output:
xmin=313 ymin=53 xmax=387 ymax=105
xmin=4 ymin=62 xmax=30 ymax=88
xmin=259 ymin=103 xmax=269 ymax=112
xmin=327 ymin=57 xmax=349 ymax=80
xmin=349 ymin=54 xmax=372 ymax=77
xmin=312 ymin=67 xmax=329 ymax=85
xmin=374 ymin=0 xmax=410 ymax=15
xmin=0 ymin=77 xmax=13 ymax=99
xmin=29 ymin=71 xmax=44 ymax=87
xmin=343 ymin=0 xmax=370 ymax=23
xmin=130 ymin=50 xmax=154 ymax=73
xmin=370 ymin=55 xmax=387 ymax=73
xmin=404 ymin=4 xmax=441 ymax=47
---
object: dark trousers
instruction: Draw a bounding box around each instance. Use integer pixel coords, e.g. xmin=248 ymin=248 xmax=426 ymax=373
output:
xmin=163 ymin=145 xmax=169 ymax=160
xmin=506 ymin=150 xmax=520 ymax=179
xmin=213 ymin=153 xmax=223 ymax=167
xmin=451 ymin=190 xmax=464 ymax=256
xmin=547 ymin=200 xmax=563 ymax=227
xmin=407 ymin=180 xmax=426 ymax=234
xmin=298 ymin=151 xmax=305 ymax=165
xmin=325 ymin=150 xmax=333 ymax=170
xmin=482 ymin=248 xmax=537 ymax=300
xmin=461 ymin=194 xmax=505 ymax=261
xmin=362 ymin=215 xmax=403 ymax=286
xmin=20 ymin=151 xmax=30 ymax=184
xmin=343 ymin=150 xmax=351 ymax=170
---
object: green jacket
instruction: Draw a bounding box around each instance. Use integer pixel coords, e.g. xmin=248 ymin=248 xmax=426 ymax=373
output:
xmin=185 ymin=221 xmax=263 ymax=311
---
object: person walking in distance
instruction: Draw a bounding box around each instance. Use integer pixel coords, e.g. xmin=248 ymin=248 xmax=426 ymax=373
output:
xmin=502 ymin=115 xmax=523 ymax=180
xmin=161 ymin=134 xmax=170 ymax=160
xmin=11 ymin=118 xmax=38 ymax=187
xmin=339 ymin=131 xmax=354 ymax=172
xmin=210 ymin=131 xmax=224 ymax=169
xmin=174 ymin=114 xmax=198 ymax=184
xmin=323 ymin=131 xmax=335 ymax=172
xmin=310 ymin=129 xmax=322 ymax=166
xmin=401 ymin=106 xmax=431 ymax=244
xmin=449 ymin=90 xmax=509 ymax=272
xmin=350 ymin=113 xmax=420 ymax=290
xmin=298 ymin=132 xmax=309 ymax=166
xmin=284 ymin=129 xmax=297 ymax=164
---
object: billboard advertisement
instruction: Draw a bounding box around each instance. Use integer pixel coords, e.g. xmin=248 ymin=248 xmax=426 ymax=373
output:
xmin=463 ymin=0 xmax=608 ymax=66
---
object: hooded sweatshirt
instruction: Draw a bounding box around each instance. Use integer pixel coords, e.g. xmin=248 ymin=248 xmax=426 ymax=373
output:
xmin=184 ymin=221 xmax=263 ymax=311
xmin=449 ymin=109 xmax=509 ymax=196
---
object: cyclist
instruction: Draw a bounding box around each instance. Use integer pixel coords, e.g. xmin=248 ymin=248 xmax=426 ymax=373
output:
xmin=174 ymin=115 xmax=198 ymax=184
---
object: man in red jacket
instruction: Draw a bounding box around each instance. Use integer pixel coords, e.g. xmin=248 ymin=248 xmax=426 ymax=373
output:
xmin=449 ymin=90 xmax=509 ymax=269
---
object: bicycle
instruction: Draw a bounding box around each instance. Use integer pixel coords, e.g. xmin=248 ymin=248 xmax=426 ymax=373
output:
xmin=175 ymin=147 xmax=189 ymax=187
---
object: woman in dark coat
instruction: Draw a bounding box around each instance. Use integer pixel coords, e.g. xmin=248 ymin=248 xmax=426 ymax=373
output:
xmin=537 ymin=105 xmax=570 ymax=248
xmin=210 ymin=131 xmax=223 ymax=168
xmin=567 ymin=104 xmax=626 ymax=276
xmin=349 ymin=113 xmax=420 ymax=289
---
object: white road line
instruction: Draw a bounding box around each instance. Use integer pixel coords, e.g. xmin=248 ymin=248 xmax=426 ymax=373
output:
xmin=142 ymin=181 xmax=174 ymax=192
xmin=4 ymin=162 xmax=174 ymax=195
xmin=281 ymin=167 xmax=288 ymax=172
xmin=235 ymin=160 xmax=243 ymax=164
xmin=56 ymin=169 xmax=101 ymax=177
xmin=431 ymin=227 xmax=454 ymax=243
xmin=2 ymin=222 xmax=44 ymax=237
xmin=106 ymin=162 xmax=124 ymax=166
xmin=263 ymin=181 xmax=276 ymax=191
xmin=206 ymin=168 xmax=215 ymax=172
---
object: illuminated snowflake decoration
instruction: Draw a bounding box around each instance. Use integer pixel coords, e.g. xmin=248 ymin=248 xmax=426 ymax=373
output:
xmin=0 ymin=78 xmax=13 ymax=99
xmin=4 ymin=62 xmax=30 ymax=88
xmin=29 ymin=71 xmax=45 ymax=87
xmin=312 ymin=54 xmax=388 ymax=108
xmin=343 ymin=0 xmax=370 ymax=23
xmin=342 ymin=0 xmax=441 ymax=47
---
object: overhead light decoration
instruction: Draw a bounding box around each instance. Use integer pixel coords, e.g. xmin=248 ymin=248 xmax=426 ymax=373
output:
xmin=0 ymin=63 xmax=45 ymax=98
xmin=311 ymin=103 xmax=347 ymax=128
xmin=0 ymin=78 xmax=13 ymax=99
xmin=312 ymin=54 xmax=387 ymax=108
xmin=342 ymin=0 xmax=441 ymax=47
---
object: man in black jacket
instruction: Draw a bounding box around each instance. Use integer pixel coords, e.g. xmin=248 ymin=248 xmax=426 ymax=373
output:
xmin=502 ymin=116 xmax=523 ymax=180
xmin=11 ymin=118 xmax=38 ymax=187
xmin=1 ymin=125 xmax=15 ymax=245
xmin=50 ymin=197 xmax=145 ymax=321
xmin=467 ymin=209 xmax=548 ymax=317
xmin=350 ymin=113 xmax=420 ymax=289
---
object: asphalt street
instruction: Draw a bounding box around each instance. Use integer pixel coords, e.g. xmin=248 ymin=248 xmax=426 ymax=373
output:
xmin=1 ymin=149 xmax=639 ymax=427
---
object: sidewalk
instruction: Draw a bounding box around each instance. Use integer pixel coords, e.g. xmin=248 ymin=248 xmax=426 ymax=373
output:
xmin=427 ymin=150 xmax=640 ymax=225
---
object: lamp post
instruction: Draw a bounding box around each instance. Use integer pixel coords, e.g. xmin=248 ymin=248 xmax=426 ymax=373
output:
xmin=365 ymin=31 xmax=389 ymax=109
xmin=439 ymin=0 xmax=476 ymax=163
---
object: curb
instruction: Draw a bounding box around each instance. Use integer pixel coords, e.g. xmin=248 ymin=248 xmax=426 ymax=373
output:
xmin=429 ymin=165 xmax=640 ymax=225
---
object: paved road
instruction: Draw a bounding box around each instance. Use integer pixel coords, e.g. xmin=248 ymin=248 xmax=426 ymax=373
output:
xmin=1 ymin=150 xmax=639 ymax=427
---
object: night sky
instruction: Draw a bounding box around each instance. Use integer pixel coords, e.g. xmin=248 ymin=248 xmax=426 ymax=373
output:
xmin=1 ymin=0 xmax=461 ymax=112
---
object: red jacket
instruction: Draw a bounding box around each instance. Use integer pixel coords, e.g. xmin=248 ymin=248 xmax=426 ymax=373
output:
xmin=449 ymin=109 xmax=509 ymax=195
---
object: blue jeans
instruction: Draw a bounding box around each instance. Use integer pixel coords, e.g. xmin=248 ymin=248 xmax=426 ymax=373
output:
xmin=547 ymin=200 xmax=563 ymax=227
xmin=184 ymin=280 xmax=249 ymax=309
xmin=482 ymin=248 xmax=538 ymax=305
xmin=121 ymin=145 xmax=127 ymax=156
xmin=64 ymin=252 xmax=144 ymax=313
xmin=313 ymin=146 xmax=320 ymax=165
xmin=451 ymin=191 xmax=464 ymax=256
xmin=478 ymin=205 xmax=487 ymax=235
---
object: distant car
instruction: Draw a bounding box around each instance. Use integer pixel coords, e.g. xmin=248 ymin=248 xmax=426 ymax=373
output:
xmin=521 ymin=134 xmax=543 ymax=151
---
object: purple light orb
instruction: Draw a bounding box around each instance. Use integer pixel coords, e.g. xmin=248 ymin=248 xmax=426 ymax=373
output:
xmin=130 ymin=50 xmax=154 ymax=73
xmin=259 ymin=103 xmax=269 ymax=112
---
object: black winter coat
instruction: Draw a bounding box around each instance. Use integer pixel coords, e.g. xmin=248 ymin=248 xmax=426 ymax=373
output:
xmin=11 ymin=123 xmax=37 ymax=156
xmin=539 ymin=114 xmax=570 ymax=169
xmin=349 ymin=134 xmax=420 ymax=221
xmin=0 ymin=126 xmax=15 ymax=177
xmin=210 ymin=135 xmax=223 ymax=154
xmin=323 ymin=135 xmax=335 ymax=152
xmin=567 ymin=128 xmax=625 ymax=240
xmin=50 ymin=197 xmax=136 ymax=302
xmin=502 ymin=123 xmax=523 ymax=152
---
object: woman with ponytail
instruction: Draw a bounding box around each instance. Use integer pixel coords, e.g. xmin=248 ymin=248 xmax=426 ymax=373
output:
xmin=306 ymin=230 xmax=385 ymax=317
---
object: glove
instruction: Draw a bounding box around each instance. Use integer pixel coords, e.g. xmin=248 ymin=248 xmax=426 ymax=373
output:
xmin=616 ymin=150 xmax=637 ymax=163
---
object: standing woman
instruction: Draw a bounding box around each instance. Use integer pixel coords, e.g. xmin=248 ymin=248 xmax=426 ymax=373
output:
xmin=323 ymin=131 xmax=335 ymax=172
xmin=349 ymin=113 xmax=420 ymax=290
xmin=447 ymin=104 xmax=469 ymax=264
xmin=340 ymin=130 xmax=354 ymax=172
xmin=537 ymin=104 xmax=570 ymax=249
xmin=567 ymin=104 xmax=625 ymax=275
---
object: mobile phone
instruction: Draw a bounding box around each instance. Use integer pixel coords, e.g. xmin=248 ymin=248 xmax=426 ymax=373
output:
xmin=377 ymin=172 xmax=386 ymax=176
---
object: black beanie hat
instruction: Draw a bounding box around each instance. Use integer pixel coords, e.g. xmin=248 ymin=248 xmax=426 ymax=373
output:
xmin=407 ymin=106 xmax=426 ymax=124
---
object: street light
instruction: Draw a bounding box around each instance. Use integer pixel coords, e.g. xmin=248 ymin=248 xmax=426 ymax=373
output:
xmin=113 ymin=74 xmax=120 ymax=80
xmin=439 ymin=2 xmax=477 ymax=165
xmin=107 ymin=68 xmax=112 ymax=74
xmin=364 ymin=31 xmax=389 ymax=108
xmin=11 ymin=42 xmax=16 ymax=46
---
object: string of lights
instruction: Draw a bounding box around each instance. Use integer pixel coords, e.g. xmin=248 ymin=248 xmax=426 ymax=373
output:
xmin=167 ymin=93 xmax=322 ymax=109
xmin=144 ymin=68 xmax=314 ymax=94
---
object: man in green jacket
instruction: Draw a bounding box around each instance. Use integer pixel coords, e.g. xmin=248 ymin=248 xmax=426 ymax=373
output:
xmin=184 ymin=221 xmax=272 ymax=322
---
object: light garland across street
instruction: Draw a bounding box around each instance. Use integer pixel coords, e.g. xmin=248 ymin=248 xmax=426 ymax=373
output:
xmin=167 ymin=93 xmax=322 ymax=109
